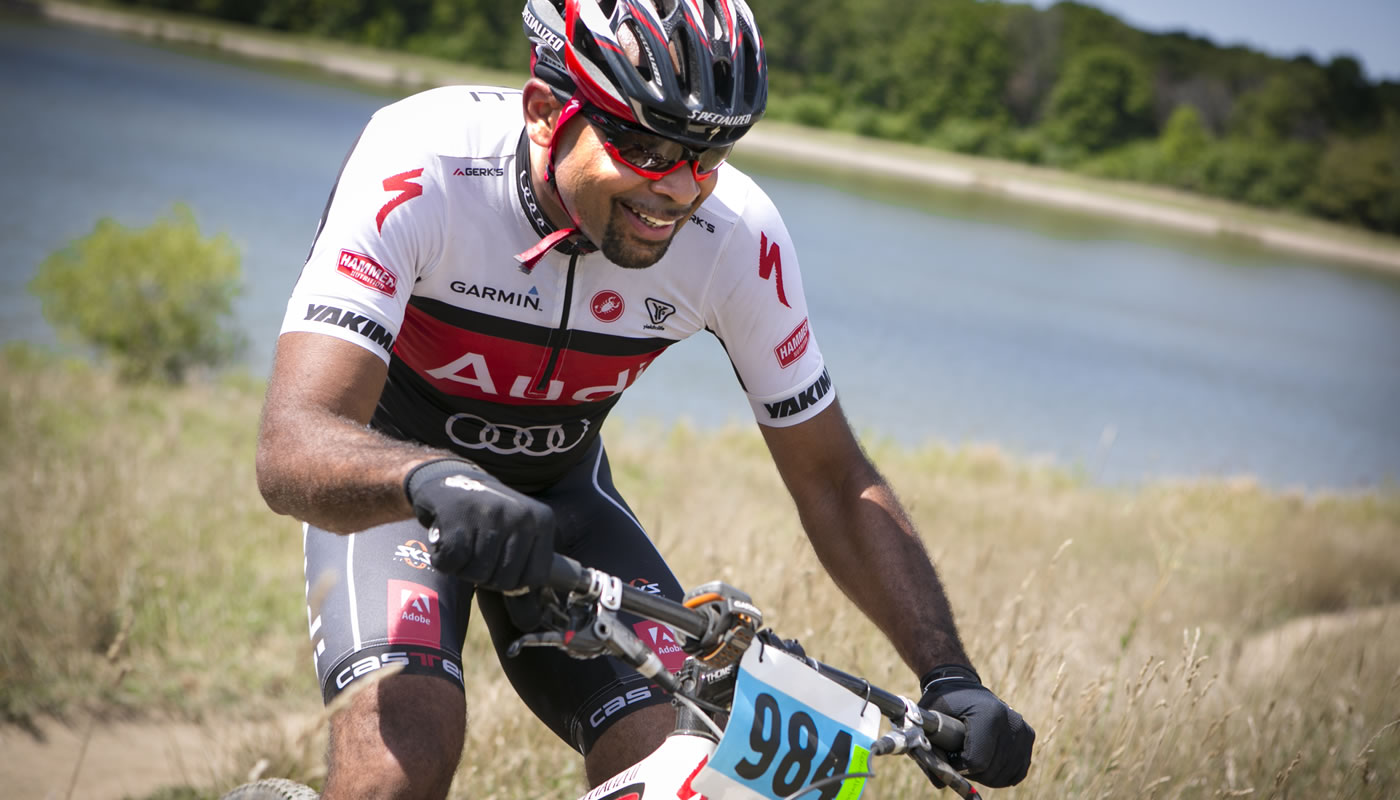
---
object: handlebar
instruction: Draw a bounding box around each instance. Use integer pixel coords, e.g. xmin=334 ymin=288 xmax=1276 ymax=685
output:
xmin=545 ymin=554 xmax=967 ymax=753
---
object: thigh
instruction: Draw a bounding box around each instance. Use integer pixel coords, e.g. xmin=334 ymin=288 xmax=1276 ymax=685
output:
xmin=304 ymin=518 xmax=475 ymax=704
xmin=476 ymin=441 xmax=687 ymax=756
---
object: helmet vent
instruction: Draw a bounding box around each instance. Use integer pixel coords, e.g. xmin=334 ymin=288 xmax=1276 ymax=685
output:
xmin=620 ymin=20 xmax=656 ymax=82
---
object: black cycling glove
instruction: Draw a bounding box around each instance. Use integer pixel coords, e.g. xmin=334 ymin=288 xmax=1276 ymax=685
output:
xmin=403 ymin=459 xmax=555 ymax=592
xmin=919 ymin=664 xmax=1035 ymax=788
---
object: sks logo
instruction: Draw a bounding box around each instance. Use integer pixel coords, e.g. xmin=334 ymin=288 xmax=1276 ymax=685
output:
xmin=628 ymin=577 xmax=663 ymax=595
xmin=591 ymin=290 xmax=625 ymax=322
xmin=337 ymin=249 xmax=397 ymax=297
xmin=386 ymin=580 xmax=440 ymax=647
xmin=395 ymin=539 xmax=432 ymax=570
xmin=759 ymin=232 xmax=790 ymax=308
xmin=377 ymin=168 xmax=424 ymax=233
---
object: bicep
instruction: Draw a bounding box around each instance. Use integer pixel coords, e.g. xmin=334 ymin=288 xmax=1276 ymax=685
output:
xmin=262 ymin=332 xmax=389 ymax=432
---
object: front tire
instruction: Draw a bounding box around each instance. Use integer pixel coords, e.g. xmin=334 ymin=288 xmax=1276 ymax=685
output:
xmin=219 ymin=778 xmax=320 ymax=799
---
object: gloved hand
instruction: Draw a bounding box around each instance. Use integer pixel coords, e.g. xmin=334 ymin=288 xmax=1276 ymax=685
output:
xmin=919 ymin=664 xmax=1035 ymax=787
xmin=403 ymin=459 xmax=555 ymax=592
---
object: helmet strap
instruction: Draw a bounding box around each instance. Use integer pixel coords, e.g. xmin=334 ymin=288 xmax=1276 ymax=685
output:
xmin=515 ymin=96 xmax=595 ymax=273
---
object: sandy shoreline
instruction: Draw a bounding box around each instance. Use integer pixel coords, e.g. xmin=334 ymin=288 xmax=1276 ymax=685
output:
xmin=27 ymin=0 xmax=1400 ymax=276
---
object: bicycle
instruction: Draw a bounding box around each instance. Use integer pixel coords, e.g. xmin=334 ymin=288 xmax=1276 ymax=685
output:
xmin=222 ymin=554 xmax=980 ymax=800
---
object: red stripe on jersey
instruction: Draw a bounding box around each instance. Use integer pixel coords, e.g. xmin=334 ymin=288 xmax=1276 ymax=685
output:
xmin=395 ymin=304 xmax=666 ymax=406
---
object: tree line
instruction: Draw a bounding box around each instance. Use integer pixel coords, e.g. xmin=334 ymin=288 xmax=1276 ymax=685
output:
xmin=109 ymin=0 xmax=1400 ymax=234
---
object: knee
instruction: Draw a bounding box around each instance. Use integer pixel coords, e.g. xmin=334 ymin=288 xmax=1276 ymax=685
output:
xmin=323 ymin=674 xmax=466 ymax=800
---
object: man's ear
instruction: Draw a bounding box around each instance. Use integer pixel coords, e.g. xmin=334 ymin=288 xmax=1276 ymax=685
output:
xmin=523 ymin=79 xmax=563 ymax=148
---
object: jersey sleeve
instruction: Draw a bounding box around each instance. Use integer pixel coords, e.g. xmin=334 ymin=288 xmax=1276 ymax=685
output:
xmin=279 ymin=107 xmax=447 ymax=362
xmin=705 ymin=178 xmax=835 ymax=427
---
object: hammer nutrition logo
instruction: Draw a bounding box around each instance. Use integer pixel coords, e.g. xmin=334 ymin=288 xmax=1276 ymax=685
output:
xmin=387 ymin=580 xmax=440 ymax=647
xmin=337 ymin=249 xmax=397 ymax=297
xmin=774 ymin=317 xmax=810 ymax=369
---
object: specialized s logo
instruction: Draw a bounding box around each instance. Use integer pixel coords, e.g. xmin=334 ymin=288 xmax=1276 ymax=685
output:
xmin=377 ymin=168 xmax=425 ymax=233
xmin=759 ymin=232 xmax=790 ymax=308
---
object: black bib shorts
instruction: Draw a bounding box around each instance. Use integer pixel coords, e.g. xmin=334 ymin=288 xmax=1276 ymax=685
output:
xmin=302 ymin=440 xmax=685 ymax=754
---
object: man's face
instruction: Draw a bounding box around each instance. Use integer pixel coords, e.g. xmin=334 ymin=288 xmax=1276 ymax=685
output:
xmin=553 ymin=117 xmax=718 ymax=270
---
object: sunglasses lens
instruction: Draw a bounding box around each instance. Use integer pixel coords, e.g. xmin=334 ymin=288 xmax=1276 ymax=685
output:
xmin=694 ymin=145 xmax=732 ymax=175
xmin=588 ymin=109 xmax=729 ymax=178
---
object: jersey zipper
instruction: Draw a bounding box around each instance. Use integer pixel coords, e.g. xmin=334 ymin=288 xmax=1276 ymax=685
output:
xmin=532 ymin=250 xmax=580 ymax=394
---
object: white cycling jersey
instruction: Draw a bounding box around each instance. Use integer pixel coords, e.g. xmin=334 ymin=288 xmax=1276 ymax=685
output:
xmin=280 ymin=85 xmax=835 ymax=489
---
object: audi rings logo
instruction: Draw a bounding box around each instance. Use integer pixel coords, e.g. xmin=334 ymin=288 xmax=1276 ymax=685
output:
xmin=445 ymin=413 xmax=592 ymax=456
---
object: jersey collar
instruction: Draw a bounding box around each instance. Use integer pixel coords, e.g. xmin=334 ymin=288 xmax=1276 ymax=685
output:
xmin=513 ymin=127 xmax=594 ymax=272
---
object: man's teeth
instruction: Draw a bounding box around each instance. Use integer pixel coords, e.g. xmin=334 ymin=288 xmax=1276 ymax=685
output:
xmin=628 ymin=204 xmax=676 ymax=228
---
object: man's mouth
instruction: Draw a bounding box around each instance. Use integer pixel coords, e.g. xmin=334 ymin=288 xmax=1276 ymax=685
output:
xmin=621 ymin=201 xmax=682 ymax=231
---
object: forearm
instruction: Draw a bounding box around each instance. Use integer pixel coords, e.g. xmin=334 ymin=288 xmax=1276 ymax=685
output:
xmin=256 ymin=404 xmax=452 ymax=533
xmin=797 ymin=469 xmax=970 ymax=675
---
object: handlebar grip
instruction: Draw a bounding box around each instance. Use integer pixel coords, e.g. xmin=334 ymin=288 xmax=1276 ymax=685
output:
xmin=547 ymin=553 xmax=588 ymax=593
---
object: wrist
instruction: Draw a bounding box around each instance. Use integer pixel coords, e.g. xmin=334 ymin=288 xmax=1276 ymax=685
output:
xmin=402 ymin=458 xmax=483 ymax=504
xmin=919 ymin=663 xmax=982 ymax=695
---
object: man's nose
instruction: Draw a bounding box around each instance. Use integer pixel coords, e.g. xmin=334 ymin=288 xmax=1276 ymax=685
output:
xmin=650 ymin=163 xmax=702 ymax=204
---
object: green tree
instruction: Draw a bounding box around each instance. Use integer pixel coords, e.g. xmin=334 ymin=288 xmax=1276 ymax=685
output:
xmin=28 ymin=205 xmax=245 ymax=383
xmin=1304 ymin=130 xmax=1400 ymax=233
xmin=1042 ymin=45 xmax=1154 ymax=160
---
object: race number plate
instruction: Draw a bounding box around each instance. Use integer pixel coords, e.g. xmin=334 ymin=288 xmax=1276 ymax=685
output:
xmin=692 ymin=644 xmax=880 ymax=800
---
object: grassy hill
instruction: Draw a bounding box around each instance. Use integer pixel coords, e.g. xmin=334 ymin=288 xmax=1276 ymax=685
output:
xmin=2 ymin=346 xmax=1397 ymax=798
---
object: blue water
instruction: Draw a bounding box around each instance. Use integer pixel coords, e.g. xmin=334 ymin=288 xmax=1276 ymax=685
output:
xmin=4 ymin=16 xmax=1398 ymax=489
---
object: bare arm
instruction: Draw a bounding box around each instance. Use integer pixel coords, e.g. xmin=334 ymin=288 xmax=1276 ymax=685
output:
xmin=255 ymin=332 xmax=453 ymax=532
xmin=760 ymin=399 xmax=969 ymax=675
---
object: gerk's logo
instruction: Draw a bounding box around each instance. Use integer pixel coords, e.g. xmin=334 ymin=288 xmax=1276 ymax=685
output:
xmin=377 ymin=168 xmax=425 ymax=233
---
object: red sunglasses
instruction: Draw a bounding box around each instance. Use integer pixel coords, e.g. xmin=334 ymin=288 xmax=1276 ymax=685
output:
xmin=580 ymin=105 xmax=732 ymax=182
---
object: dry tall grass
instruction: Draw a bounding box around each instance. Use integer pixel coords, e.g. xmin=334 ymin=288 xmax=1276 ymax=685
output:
xmin=3 ymin=347 xmax=1397 ymax=799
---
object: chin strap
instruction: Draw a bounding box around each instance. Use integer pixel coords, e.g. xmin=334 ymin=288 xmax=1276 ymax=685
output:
xmin=514 ymin=96 xmax=595 ymax=273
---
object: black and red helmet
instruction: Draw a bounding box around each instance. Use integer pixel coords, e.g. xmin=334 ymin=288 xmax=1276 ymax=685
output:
xmin=522 ymin=0 xmax=768 ymax=149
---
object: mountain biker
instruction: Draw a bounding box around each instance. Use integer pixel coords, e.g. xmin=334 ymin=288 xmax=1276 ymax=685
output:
xmin=254 ymin=0 xmax=1035 ymax=797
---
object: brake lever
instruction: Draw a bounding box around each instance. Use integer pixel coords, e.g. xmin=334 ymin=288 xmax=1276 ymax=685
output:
xmin=909 ymin=747 xmax=980 ymax=799
xmin=505 ymin=630 xmax=569 ymax=656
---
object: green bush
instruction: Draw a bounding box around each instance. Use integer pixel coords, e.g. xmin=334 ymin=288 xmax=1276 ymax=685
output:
xmin=1304 ymin=131 xmax=1400 ymax=233
xmin=28 ymin=204 xmax=245 ymax=383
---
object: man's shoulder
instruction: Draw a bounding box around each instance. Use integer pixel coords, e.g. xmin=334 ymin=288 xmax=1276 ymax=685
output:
xmin=364 ymin=85 xmax=523 ymax=157
xmin=694 ymin=163 xmax=786 ymax=251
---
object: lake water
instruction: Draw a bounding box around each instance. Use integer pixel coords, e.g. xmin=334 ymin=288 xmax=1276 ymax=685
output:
xmin=4 ymin=15 xmax=1398 ymax=490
